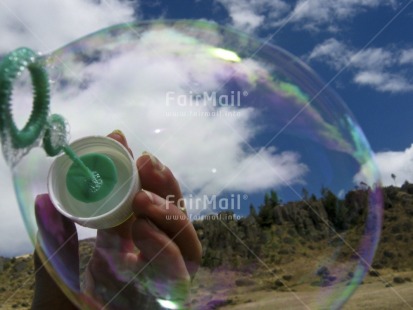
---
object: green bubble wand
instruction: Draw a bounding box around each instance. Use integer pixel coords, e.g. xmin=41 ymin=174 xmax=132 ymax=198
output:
xmin=0 ymin=47 xmax=117 ymax=203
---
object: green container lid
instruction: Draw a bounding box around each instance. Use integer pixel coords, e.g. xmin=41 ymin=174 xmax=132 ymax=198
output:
xmin=66 ymin=153 xmax=117 ymax=203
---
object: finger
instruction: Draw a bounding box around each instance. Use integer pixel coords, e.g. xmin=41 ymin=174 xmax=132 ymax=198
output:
xmin=32 ymin=194 xmax=79 ymax=309
xmin=132 ymin=217 xmax=191 ymax=304
xmin=133 ymin=191 xmax=202 ymax=276
xmin=136 ymin=152 xmax=183 ymax=207
xmin=107 ymin=129 xmax=133 ymax=157
xmin=135 ymin=152 xmax=202 ymax=275
xmin=132 ymin=217 xmax=189 ymax=281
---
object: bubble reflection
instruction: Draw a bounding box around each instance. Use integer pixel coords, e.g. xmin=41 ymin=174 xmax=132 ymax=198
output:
xmin=2 ymin=20 xmax=382 ymax=309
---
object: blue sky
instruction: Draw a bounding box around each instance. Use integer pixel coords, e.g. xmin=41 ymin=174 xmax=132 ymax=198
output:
xmin=0 ymin=0 xmax=413 ymax=256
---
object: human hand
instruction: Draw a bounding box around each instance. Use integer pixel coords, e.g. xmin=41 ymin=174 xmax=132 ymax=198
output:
xmin=32 ymin=130 xmax=202 ymax=309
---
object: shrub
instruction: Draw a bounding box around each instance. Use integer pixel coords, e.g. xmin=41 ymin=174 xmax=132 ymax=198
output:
xmin=235 ymin=278 xmax=256 ymax=287
xmin=393 ymin=277 xmax=405 ymax=284
xmin=369 ymin=270 xmax=380 ymax=277
xmin=383 ymin=250 xmax=395 ymax=259
xmin=273 ymin=279 xmax=284 ymax=288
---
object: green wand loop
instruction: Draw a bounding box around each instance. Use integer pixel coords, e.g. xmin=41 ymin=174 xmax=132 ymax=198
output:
xmin=0 ymin=48 xmax=49 ymax=165
xmin=0 ymin=47 xmax=71 ymax=163
xmin=0 ymin=48 xmax=77 ymax=159
xmin=0 ymin=47 xmax=117 ymax=203
xmin=0 ymin=48 xmax=50 ymax=159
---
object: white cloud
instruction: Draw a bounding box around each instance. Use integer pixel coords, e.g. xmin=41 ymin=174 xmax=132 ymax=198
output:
xmin=216 ymin=147 xmax=307 ymax=193
xmin=354 ymin=144 xmax=413 ymax=186
xmin=217 ymin=0 xmax=396 ymax=33
xmin=0 ymin=0 xmax=134 ymax=54
xmin=349 ymin=48 xmax=394 ymax=70
xmin=308 ymin=39 xmax=413 ymax=93
xmin=289 ymin=0 xmax=396 ymax=31
xmin=400 ymin=48 xmax=413 ymax=64
xmin=354 ymin=71 xmax=413 ymax=92
xmin=229 ymin=8 xmax=264 ymax=33
xmin=308 ymin=39 xmax=395 ymax=70
xmin=308 ymin=38 xmax=349 ymax=69
xmin=215 ymin=0 xmax=290 ymax=33
xmin=353 ymin=71 xmax=385 ymax=85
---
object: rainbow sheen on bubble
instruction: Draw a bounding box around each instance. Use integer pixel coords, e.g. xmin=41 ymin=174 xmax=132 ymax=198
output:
xmin=2 ymin=20 xmax=382 ymax=309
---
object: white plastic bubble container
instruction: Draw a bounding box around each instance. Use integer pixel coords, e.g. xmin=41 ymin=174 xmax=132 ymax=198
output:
xmin=48 ymin=136 xmax=140 ymax=229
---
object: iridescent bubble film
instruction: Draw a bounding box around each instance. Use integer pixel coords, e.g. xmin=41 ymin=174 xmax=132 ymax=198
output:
xmin=1 ymin=20 xmax=382 ymax=309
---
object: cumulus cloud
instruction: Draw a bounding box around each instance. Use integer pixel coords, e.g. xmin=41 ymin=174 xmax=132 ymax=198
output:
xmin=354 ymin=145 xmax=413 ymax=187
xmin=217 ymin=0 xmax=396 ymax=33
xmin=353 ymin=71 xmax=413 ymax=92
xmin=308 ymin=39 xmax=413 ymax=93
xmin=400 ymin=48 xmax=413 ymax=65
xmin=288 ymin=0 xmax=397 ymax=31
xmin=0 ymin=0 xmax=134 ymax=54
xmin=215 ymin=0 xmax=290 ymax=33
xmin=349 ymin=48 xmax=394 ymax=70
xmin=308 ymin=38 xmax=349 ymax=69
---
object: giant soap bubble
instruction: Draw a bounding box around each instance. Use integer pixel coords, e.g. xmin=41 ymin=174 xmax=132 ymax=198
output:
xmin=0 ymin=20 xmax=382 ymax=309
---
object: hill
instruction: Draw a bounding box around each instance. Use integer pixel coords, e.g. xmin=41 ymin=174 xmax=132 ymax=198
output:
xmin=0 ymin=185 xmax=412 ymax=309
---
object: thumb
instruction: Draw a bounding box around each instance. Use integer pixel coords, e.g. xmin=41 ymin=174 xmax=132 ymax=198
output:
xmin=32 ymin=194 xmax=79 ymax=309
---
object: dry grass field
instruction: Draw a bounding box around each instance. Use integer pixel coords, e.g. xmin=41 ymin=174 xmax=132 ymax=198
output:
xmin=0 ymin=255 xmax=412 ymax=309
xmin=197 ymin=269 xmax=413 ymax=309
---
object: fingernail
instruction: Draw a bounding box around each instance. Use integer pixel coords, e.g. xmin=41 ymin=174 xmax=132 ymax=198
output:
xmin=112 ymin=129 xmax=125 ymax=138
xmin=142 ymin=151 xmax=165 ymax=171
xmin=142 ymin=189 xmax=154 ymax=203
xmin=110 ymin=129 xmax=127 ymax=144
xmin=142 ymin=190 xmax=169 ymax=209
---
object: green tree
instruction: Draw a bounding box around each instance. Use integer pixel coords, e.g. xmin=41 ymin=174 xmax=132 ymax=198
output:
xmin=270 ymin=190 xmax=279 ymax=206
xmin=249 ymin=203 xmax=257 ymax=219
xmin=301 ymin=187 xmax=309 ymax=201
xmin=321 ymin=187 xmax=345 ymax=230
xmin=258 ymin=190 xmax=280 ymax=227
